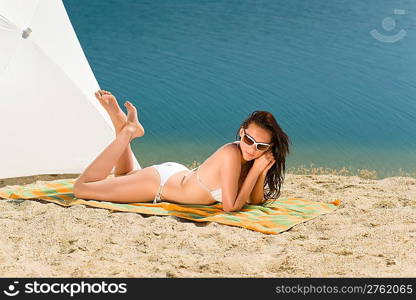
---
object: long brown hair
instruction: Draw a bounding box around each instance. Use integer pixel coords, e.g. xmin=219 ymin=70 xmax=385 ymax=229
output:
xmin=235 ymin=111 xmax=291 ymax=200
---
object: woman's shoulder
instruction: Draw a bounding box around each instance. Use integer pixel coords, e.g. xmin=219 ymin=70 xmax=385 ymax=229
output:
xmin=216 ymin=141 xmax=241 ymax=159
xmin=199 ymin=142 xmax=241 ymax=173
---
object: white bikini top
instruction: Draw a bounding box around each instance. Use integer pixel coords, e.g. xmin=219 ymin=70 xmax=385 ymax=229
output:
xmin=188 ymin=166 xmax=222 ymax=202
xmin=186 ymin=142 xmax=242 ymax=202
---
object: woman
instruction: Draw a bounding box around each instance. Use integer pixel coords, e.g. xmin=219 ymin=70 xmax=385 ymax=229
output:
xmin=73 ymin=90 xmax=291 ymax=212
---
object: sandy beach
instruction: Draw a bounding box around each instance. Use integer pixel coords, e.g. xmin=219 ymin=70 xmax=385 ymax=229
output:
xmin=0 ymin=172 xmax=415 ymax=278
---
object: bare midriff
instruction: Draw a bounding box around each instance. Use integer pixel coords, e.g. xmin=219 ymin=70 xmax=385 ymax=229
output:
xmin=160 ymin=169 xmax=217 ymax=205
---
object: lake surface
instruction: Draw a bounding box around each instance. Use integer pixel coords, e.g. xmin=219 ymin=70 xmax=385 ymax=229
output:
xmin=63 ymin=0 xmax=416 ymax=178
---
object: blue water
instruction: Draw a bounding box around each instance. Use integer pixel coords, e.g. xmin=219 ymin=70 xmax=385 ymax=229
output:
xmin=63 ymin=0 xmax=416 ymax=178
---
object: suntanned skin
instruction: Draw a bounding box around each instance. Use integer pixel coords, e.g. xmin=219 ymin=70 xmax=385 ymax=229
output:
xmin=73 ymin=91 xmax=275 ymax=211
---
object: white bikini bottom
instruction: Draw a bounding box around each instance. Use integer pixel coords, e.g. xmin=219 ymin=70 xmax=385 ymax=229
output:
xmin=150 ymin=162 xmax=189 ymax=203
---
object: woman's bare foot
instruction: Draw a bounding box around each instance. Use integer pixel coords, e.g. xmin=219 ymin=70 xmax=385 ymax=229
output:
xmin=95 ymin=90 xmax=126 ymax=132
xmin=123 ymin=101 xmax=145 ymax=139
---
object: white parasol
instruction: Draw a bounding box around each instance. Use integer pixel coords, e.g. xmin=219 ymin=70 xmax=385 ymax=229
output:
xmin=0 ymin=0 xmax=141 ymax=179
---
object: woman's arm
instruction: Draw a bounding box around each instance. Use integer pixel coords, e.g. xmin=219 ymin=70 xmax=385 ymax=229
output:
xmin=219 ymin=146 xmax=243 ymax=212
xmin=248 ymin=151 xmax=275 ymax=205
xmin=248 ymin=171 xmax=267 ymax=205
xmin=221 ymin=161 xmax=262 ymax=212
xmin=230 ymin=166 xmax=263 ymax=211
xmin=220 ymin=146 xmax=264 ymax=212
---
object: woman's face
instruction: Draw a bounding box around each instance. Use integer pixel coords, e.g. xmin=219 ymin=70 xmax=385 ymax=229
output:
xmin=239 ymin=122 xmax=273 ymax=161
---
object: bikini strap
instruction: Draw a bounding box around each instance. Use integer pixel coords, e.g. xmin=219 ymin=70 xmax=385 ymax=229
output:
xmin=186 ymin=167 xmax=197 ymax=175
xmin=185 ymin=166 xmax=215 ymax=193
xmin=195 ymin=166 xmax=214 ymax=193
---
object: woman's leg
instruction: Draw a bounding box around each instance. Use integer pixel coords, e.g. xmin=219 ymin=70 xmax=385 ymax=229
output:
xmin=73 ymin=166 xmax=160 ymax=203
xmin=73 ymin=100 xmax=159 ymax=203
xmin=75 ymin=101 xmax=144 ymax=185
xmin=95 ymin=90 xmax=144 ymax=176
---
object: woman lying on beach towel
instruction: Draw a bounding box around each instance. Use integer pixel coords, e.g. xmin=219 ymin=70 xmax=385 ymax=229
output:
xmin=73 ymin=90 xmax=291 ymax=212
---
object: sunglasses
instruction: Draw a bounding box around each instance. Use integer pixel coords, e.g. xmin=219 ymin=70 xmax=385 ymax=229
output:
xmin=242 ymin=129 xmax=271 ymax=151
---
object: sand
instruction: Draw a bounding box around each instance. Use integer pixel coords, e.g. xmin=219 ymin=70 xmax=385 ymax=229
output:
xmin=0 ymin=173 xmax=415 ymax=277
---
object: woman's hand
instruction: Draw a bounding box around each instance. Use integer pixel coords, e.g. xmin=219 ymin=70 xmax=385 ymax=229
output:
xmin=253 ymin=150 xmax=275 ymax=175
xmin=262 ymin=156 xmax=276 ymax=176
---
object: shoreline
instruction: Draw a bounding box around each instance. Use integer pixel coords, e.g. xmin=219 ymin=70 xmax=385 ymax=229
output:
xmin=0 ymin=172 xmax=415 ymax=277
xmin=1 ymin=163 xmax=415 ymax=189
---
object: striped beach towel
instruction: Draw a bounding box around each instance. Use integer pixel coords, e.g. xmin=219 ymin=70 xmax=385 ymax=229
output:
xmin=0 ymin=178 xmax=341 ymax=234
